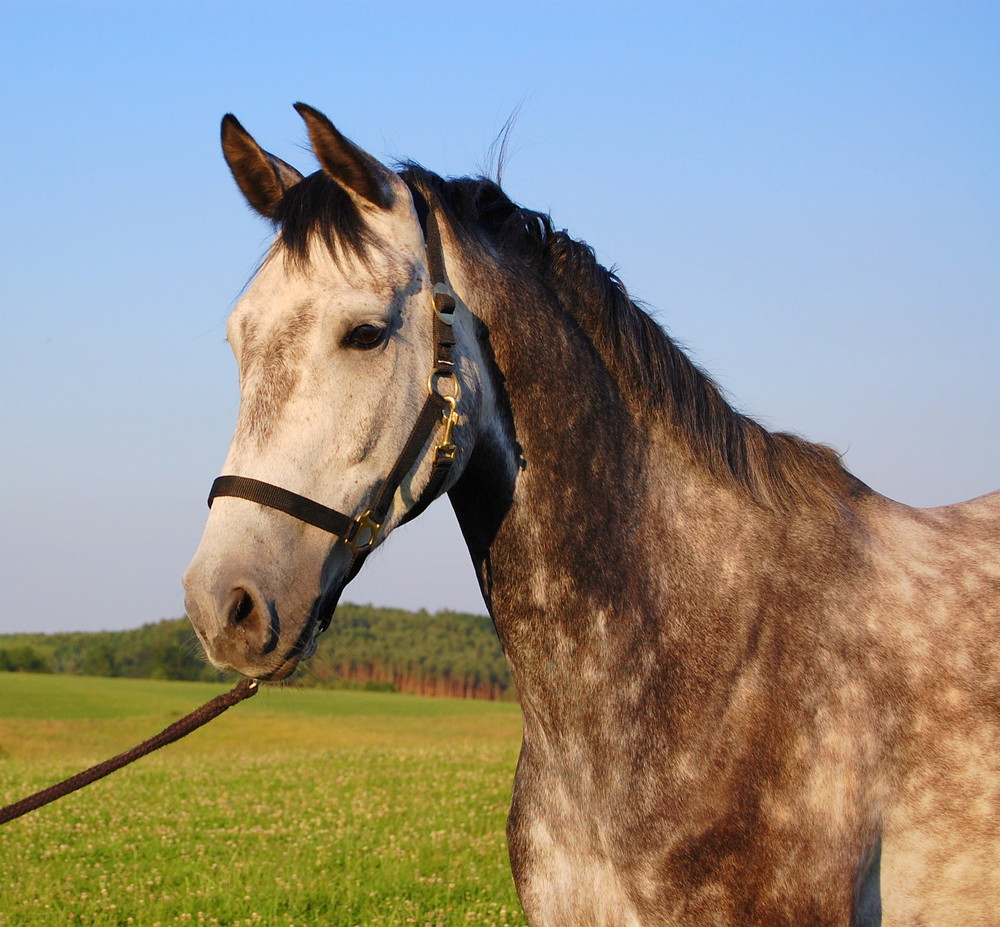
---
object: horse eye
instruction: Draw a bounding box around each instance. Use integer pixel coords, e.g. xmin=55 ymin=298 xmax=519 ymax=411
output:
xmin=345 ymin=323 xmax=386 ymax=349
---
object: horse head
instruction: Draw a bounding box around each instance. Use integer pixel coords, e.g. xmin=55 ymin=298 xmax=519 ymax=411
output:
xmin=183 ymin=105 xmax=487 ymax=680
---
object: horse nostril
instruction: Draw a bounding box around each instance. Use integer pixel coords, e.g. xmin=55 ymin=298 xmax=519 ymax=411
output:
xmin=230 ymin=588 xmax=256 ymax=626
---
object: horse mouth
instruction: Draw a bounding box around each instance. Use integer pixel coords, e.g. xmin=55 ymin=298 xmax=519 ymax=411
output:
xmin=257 ymin=580 xmax=345 ymax=682
xmin=259 ymin=625 xmax=318 ymax=681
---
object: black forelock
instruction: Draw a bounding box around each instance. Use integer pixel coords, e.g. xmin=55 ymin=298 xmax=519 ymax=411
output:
xmin=272 ymin=170 xmax=383 ymax=266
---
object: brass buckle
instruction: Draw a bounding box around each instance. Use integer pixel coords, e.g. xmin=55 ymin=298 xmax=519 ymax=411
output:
xmin=345 ymin=510 xmax=382 ymax=553
xmin=427 ymin=372 xmax=461 ymax=463
xmin=435 ymin=395 xmax=459 ymax=462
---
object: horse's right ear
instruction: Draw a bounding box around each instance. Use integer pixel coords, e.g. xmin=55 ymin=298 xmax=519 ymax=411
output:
xmin=221 ymin=114 xmax=304 ymax=219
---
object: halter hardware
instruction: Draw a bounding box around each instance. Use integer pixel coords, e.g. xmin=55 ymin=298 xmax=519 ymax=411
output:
xmin=433 ymin=283 xmax=457 ymax=323
xmin=426 ymin=347 xmax=461 ymax=463
xmin=345 ymin=510 xmax=382 ymax=553
xmin=435 ymin=395 xmax=460 ymax=463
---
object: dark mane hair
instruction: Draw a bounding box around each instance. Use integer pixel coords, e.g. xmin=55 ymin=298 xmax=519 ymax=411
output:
xmin=398 ymin=165 xmax=868 ymax=511
xmin=274 ymin=165 xmax=867 ymax=510
xmin=273 ymin=170 xmax=383 ymax=266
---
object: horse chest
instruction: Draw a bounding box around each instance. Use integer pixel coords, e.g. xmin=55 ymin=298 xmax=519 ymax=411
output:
xmin=508 ymin=758 xmax=648 ymax=927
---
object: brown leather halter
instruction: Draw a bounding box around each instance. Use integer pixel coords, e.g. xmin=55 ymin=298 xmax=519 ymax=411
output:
xmin=206 ymin=185 xmax=461 ymax=602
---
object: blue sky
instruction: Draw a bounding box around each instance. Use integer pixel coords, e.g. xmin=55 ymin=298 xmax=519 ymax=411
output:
xmin=2 ymin=2 xmax=997 ymax=633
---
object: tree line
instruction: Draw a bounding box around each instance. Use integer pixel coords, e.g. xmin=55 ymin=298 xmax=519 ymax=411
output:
xmin=0 ymin=604 xmax=515 ymax=700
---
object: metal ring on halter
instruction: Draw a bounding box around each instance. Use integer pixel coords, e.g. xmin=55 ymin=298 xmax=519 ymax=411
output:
xmin=427 ymin=369 xmax=461 ymax=402
xmin=344 ymin=510 xmax=382 ymax=553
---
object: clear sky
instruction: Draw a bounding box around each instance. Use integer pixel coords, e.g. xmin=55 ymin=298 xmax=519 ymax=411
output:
xmin=2 ymin=2 xmax=997 ymax=633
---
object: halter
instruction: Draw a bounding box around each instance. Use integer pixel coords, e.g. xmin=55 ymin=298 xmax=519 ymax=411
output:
xmin=207 ymin=185 xmax=461 ymax=596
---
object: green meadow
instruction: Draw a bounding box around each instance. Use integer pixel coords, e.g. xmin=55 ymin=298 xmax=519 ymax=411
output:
xmin=0 ymin=674 xmax=525 ymax=926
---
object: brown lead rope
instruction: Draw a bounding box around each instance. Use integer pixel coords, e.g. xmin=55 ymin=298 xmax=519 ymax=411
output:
xmin=0 ymin=677 xmax=259 ymax=826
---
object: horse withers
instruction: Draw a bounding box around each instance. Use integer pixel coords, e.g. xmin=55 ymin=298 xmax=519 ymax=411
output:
xmin=183 ymin=104 xmax=1000 ymax=926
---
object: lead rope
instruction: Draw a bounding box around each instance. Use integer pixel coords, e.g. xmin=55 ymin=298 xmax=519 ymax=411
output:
xmin=1 ymin=188 xmax=448 ymax=825
xmin=0 ymin=677 xmax=259 ymax=826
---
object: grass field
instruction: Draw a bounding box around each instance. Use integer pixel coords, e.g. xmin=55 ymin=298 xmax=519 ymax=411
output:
xmin=0 ymin=674 xmax=525 ymax=926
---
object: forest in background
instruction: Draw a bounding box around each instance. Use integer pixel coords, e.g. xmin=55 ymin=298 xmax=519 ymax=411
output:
xmin=0 ymin=604 xmax=514 ymax=700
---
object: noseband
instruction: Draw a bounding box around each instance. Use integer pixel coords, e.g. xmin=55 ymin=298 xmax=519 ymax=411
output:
xmin=207 ymin=185 xmax=461 ymax=591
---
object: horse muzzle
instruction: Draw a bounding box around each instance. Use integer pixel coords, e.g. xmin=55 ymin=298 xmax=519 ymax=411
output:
xmin=182 ymin=578 xmax=281 ymax=679
xmin=182 ymin=529 xmax=348 ymax=680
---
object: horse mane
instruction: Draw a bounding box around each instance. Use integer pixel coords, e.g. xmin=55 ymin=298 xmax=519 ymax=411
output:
xmin=275 ymin=165 xmax=868 ymax=511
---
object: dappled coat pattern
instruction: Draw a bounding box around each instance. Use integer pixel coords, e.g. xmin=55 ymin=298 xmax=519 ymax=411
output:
xmin=183 ymin=105 xmax=1000 ymax=926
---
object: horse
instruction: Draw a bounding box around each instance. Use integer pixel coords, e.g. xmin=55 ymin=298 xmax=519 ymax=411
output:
xmin=182 ymin=104 xmax=1000 ymax=926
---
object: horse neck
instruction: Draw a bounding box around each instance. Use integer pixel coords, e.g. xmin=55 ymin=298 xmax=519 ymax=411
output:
xmin=445 ymin=239 xmax=866 ymax=730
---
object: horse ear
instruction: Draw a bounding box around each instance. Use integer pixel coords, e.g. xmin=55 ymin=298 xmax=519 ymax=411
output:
xmin=221 ymin=114 xmax=304 ymax=219
xmin=293 ymin=102 xmax=395 ymax=210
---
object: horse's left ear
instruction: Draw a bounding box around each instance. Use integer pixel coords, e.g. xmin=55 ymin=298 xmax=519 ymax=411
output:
xmin=293 ymin=102 xmax=396 ymax=210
